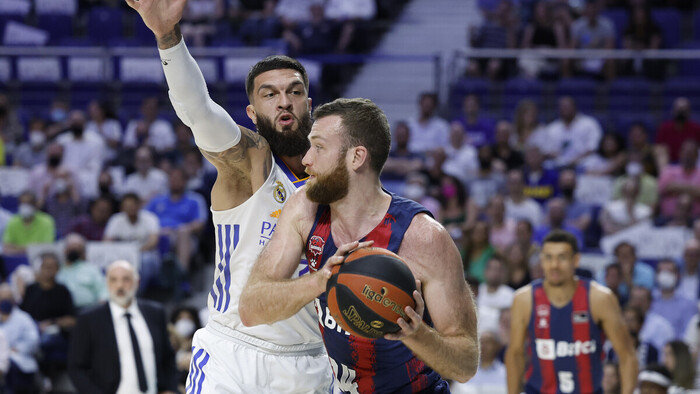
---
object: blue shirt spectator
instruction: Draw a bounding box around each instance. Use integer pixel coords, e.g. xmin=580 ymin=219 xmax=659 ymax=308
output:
xmin=629 ymin=286 xmax=675 ymax=355
xmin=454 ymin=94 xmax=496 ymax=147
xmin=533 ymin=198 xmax=584 ymax=249
xmin=651 ymin=259 xmax=698 ymax=339
xmin=146 ymin=192 xmax=205 ymax=230
xmin=596 ymin=242 xmax=655 ymax=302
xmin=522 ymin=145 xmax=559 ymax=206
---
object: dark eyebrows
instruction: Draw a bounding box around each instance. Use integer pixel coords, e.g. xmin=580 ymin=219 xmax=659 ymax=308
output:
xmin=257 ymin=83 xmax=277 ymax=94
xmin=257 ymin=80 xmax=306 ymax=94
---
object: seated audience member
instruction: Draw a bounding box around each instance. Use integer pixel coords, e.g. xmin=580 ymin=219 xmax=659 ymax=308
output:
xmin=682 ymin=309 xmax=700 ymax=388
xmin=104 ymin=193 xmax=161 ymax=290
xmin=401 ymin=172 xmax=441 ymax=218
xmin=464 ymin=220 xmax=496 ymax=282
xmin=438 ymin=175 xmax=476 ymax=240
xmin=146 ymin=169 xmax=206 ymax=271
xmin=603 ymin=262 xmax=625 ymax=305
xmin=56 ymin=234 xmax=107 ymax=310
xmin=612 ymin=160 xmax=658 ymax=209
xmin=468 ymin=145 xmax=506 ymax=211
xmin=85 ymin=100 xmax=123 ymax=164
xmin=179 ymin=0 xmax=225 ymax=47
xmin=449 ymin=330 xmax=506 ymax=393
xmin=658 ymin=193 xmax=694 ymax=229
xmin=658 ymin=139 xmax=700 ymax=219
xmin=406 ymin=92 xmax=450 ymax=154
xmin=626 ymin=122 xmax=659 ymax=177
xmin=557 ymin=169 xmax=593 ymax=234
xmin=602 ymin=362 xmax=621 ymax=394
xmin=597 ymin=242 xmax=654 ymax=300
xmin=477 ymin=257 xmax=514 ymax=334
xmin=679 ymin=239 xmax=700 ymax=301
xmin=70 ymin=196 xmax=114 ymax=241
xmin=663 ymin=341 xmax=696 ymax=391
xmin=487 ymin=195 xmax=516 ymax=253
xmin=2 ymin=191 xmax=55 ymax=255
xmin=543 ymin=96 xmax=603 ymax=168
xmin=534 ymin=197 xmax=583 ymax=249
xmin=123 ymin=146 xmax=169 ymax=204
xmin=454 ymin=94 xmax=496 ymax=147
xmin=13 ymin=119 xmax=47 ymax=169
xmin=283 ymin=3 xmax=340 ymax=55
xmin=442 ymin=122 xmax=479 ymax=185
xmin=655 ymin=97 xmax=700 ymax=165
xmin=522 ymin=145 xmax=559 ymax=206
xmin=123 ymin=97 xmax=176 ymax=153
xmin=41 ymin=171 xmax=85 ymax=239
xmin=600 ymin=177 xmax=652 ymax=235
xmin=27 ymin=143 xmax=74 ymax=200
xmin=0 ymin=283 xmax=39 ymax=393
xmin=467 ymin=0 xmax=517 ymax=80
xmin=622 ymin=4 xmax=663 ymax=80
xmin=512 ymin=99 xmax=548 ymax=152
xmin=505 ymin=237 xmax=532 ymax=289
xmin=20 ymin=253 xmax=75 ymax=383
xmin=519 ymin=0 xmax=568 ymax=79
xmin=570 ymin=0 xmax=615 ymax=79
xmin=579 ymin=132 xmax=627 ymax=176
xmin=651 ymin=260 xmax=696 ymax=339
xmin=382 ymin=121 xmax=425 ymax=192
xmin=56 ymin=110 xmax=106 ymax=198
xmin=628 ymin=286 xmax=674 ymax=355
xmin=607 ymin=306 xmax=658 ymax=369
xmin=491 ymin=120 xmax=523 ymax=171
xmin=505 ymin=169 xmax=543 ymax=227
xmin=169 ymin=306 xmax=202 ymax=387
xmin=637 ymin=364 xmax=673 ymax=394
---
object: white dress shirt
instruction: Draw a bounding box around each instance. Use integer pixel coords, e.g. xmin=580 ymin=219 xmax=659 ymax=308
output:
xmin=544 ymin=113 xmax=603 ymax=167
xmin=477 ymin=284 xmax=514 ymax=334
xmin=109 ymin=301 xmax=157 ymax=394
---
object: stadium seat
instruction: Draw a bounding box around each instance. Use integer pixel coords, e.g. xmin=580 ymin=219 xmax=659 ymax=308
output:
xmin=678 ymin=41 xmax=700 ymax=78
xmin=0 ymin=195 xmax=18 ymax=212
xmin=87 ymin=7 xmax=123 ymax=45
xmin=555 ymin=78 xmax=598 ymax=113
xmin=651 ymin=8 xmax=682 ymax=48
xmin=449 ymin=78 xmax=492 ymax=118
xmin=37 ymin=14 xmax=74 ymax=45
xmin=1 ymin=254 xmax=29 ymax=279
xmin=607 ymin=77 xmax=652 ymax=114
xmin=662 ymin=77 xmax=700 ymax=112
xmin=602 ymin=8 xmax=629 ymax=48
xmin=613 ymin=112 xmax=658 ymax=139
xmin=502 ymin=77 xmax=543 ymax=115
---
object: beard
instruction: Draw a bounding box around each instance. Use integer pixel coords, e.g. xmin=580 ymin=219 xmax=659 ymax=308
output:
xmin=110 ymin=287 xmax=137 ymax=307
xmin=256 ymin=111 xmax=312 ymax=157
xmin=306 ymin=153 xmax=350 ymax=205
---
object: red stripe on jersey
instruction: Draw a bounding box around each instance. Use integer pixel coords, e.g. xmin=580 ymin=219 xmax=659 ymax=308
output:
xmin=534 ymin=287 xmax=557 ymax=393
xmin=364 ymin=214 xmax=394 ymax=248
xmin=348 ymin=337 xmax=376 ymax=393
xmin=406 ymin=357 xmax=429 ymax=392
xmin=571 ymin=282 xmax=593 ymax=393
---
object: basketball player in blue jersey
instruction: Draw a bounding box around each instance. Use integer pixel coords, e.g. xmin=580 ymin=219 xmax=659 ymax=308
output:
xmin=126 ymin=0 xmax=332 ymax=392
xmin=240 ymin=98 xmax=480 ymax=393
xmin=506 ymin=230 xmax=637 ymax=394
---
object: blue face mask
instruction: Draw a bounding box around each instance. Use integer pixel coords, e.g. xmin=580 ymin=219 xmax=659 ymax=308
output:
xmin=0 ymin=300 xmax=13 ymax=315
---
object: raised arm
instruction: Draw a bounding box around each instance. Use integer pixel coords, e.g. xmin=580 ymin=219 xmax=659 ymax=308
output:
xmin=390 ymin=214 xmax=479 ymax=383
xmin=505 ymin=286 xmax=532 ymax=394
xmin=591 ymin=282 xmax=637 ymax=394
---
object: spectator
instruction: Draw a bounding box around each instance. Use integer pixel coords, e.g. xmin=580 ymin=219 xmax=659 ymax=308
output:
xmin=504 ymin=169 xmax=543 ymax=227
xmin=438 ymin=175 xmax=475 ymax=240
xmin=382 ymin=121 xmax=425 ymax=192
xmin=655 ymin=97 xmax=700 ymax=165
xmin=679 ymin=239 xmax=700 ymax=301
xmin=658 ymin=139 xmax=700 ymax=218
xmin=626 ymin=122 xmax=659 ymax=177
xmin=544 ymin=96 xmax=603 ymax=167
xmin=602 ymin=362 xmax=621 ymax=394
xmin=637 ymin=364 xmax=672 ymax=394
xmin=612 ymin=160 xmax=658 ymax=209
xmin=169 ymin=306 xmax=202 ymax=388
xmin=522 ymin=145 xmax=559 ymax=206
xmin=406 ymin=92 xmax=450 ymax=154
xmin=622 ymin=4 xmax=663 ymax=79
xmin=56 ymin=233 xmax=107 ymax=310
xmin=45 ymin=99 xmax=71 ymax=140
xmin=477 ymin=257 xmax=514 ymax=334
xmin=442 ymin=122 xmax=479 ymax=185
xmin=104 ymin=193 xmax=161 ymax=291
xmin=486 ymin=195 xmax=516 ymax=253
xmin=401 ymin=172 xmax=441 ymax=218
xmin=450 ymin=330 xmax=506 ymax=393
xmin=283 ymin=3 xmax=340 ymax=55
xmin=607 ymin=306 xmax=658 ymax=370
xmin=70 ymin=196 xmax=114 ymax=241
xmin=491 ymin=120 xmax=523 ymax=171
xmin=0 ymin=94 xmax=23 ymax=151
xmin=56 ymin=110 xmax=105 ymax=198
xmin=599 ymin=242 xmax=655 ymax=300
xmin=580 ymin=132 xmax=628 ymax=176
xmin=182 ymin=147 xmax=214 ymax=198
xmin=629 ymin=286 xmax=674 ymax=354
xmin=557 ymin=168 xmax=593 ymax=234
xmin=468 ymin=0 xmax=517 ymax=80
xmin=682 ymin=309 xmax=700 ymax=388
xmin=2 ymin=191 xmax=55 ymax=255
xmin=463 ymin=220 xmax=495 ymax=282
xmin=534 ymin=198 xmax=584 ymax=248
xmin=0 ymin=207 xmax=12 ymax=254
xmin=41 ymin=170 xmax=85 ymax=239
xmin=512 ymin=99 xmax=547 ymax=152
xmin=179 ymin=0 xmax=224 ymax=47
xmin=274 ymin=0 xmax=315 ymax=26
xmin=650 ymin=259 xmax=696 ymax=339
xmin=454 ymin=94 xmax=496 ymax=147
xmin=146 ymin=169 xmax=206 ymax=271
xmin=85 ymin=100 xmax=122 ymax=164
xmin=600 ymin=177 xmax=652 ymax=235
xmin=237 ymin=0 xmax=281 ymax=46
xmin=97 ymin=169 xmax=120 ymax=207
xmin=658 ymin=193 xmax=694 ymax=229
xmin=505 ymin=220 xmax=536 ymax=289
xmin=662 ymin=341 xmax=695 ymax=391
xmin=570 ymin=0 xmax=615 ymax=79
xmin=519 ymin=0 xmax=568 ymax=78
xmin=604 ymin=262 xmax=625 ymax=303
xmin=0 ymin=283 xmax=39 ymax=394
xmin=67 ymin=260 xmax=178 ymax=394
xmin=468 ymin=145 xmax=505 ymax=211
xmin=27 ymin=143 xmax=75 ymax=201
xmin=123 ymin=97 xmax=176 ymax=153
xmin=20 ymin=252 xmax=75 ymax=384
xmin=13 ymin=119 xmax=47 ymax=169
xmin=123 ymin=146 xmax=169 ymax=204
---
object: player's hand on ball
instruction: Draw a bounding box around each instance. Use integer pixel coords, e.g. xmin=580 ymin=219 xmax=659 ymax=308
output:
xmin=125 ymin=0 xmax=187 ymax=38
xmin=317 ymin=240 xmax=374 ymax=294
xmin=384 ymin=279 xmax=425 ymax=341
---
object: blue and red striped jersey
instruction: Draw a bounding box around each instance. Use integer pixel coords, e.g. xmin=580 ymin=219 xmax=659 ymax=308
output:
xmin=525 ymin=278 xmax=605 ymax=394
xmin=305 ymin=191 xmax=447 ymax=394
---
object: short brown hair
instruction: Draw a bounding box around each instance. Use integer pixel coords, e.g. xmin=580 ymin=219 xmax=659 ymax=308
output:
xmin=312 ymin=98 xmax=391 ymax=174
xmin=245 ymin=55 xmax=309 ymax=101
xmin=542 ymin=229 xmax=579 ymax=255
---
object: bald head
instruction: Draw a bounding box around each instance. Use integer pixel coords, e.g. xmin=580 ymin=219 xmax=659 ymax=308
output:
xmin=0 ymin=284 xmax=12 ymax=302
xmin=107 ymin=260 xmax=139 ymax=307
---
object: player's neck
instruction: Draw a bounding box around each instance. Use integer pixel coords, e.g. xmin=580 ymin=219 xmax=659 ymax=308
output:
xmin=280 ymin=154 xmax=307 ymax=178
xmin=330 ymin=182 xmax=390 ymax=243
xmin=543 ymin=278 xmax=578 ymax=308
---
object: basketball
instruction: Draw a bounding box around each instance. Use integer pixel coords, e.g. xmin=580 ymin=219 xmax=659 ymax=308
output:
xmin=326 ymin=247 xmax=417 ymax=339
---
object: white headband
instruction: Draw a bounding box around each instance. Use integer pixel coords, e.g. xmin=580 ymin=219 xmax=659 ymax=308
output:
xmin=638 ymin=371 xmax=671 ymax=388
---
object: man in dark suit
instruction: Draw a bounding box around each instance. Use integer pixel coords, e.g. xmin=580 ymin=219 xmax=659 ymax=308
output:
xmin=68 ymin=260 xmax=178 ymax=394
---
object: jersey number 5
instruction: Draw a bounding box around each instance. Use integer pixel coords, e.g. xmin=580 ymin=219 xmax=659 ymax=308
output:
xmin=558 ymin=371 xmax=574 ymax=393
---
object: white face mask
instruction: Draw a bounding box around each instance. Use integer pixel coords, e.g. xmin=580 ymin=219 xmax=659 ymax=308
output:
xmin=174 ymin=318 xmax=196 ymax=338
xmin=18 ymin=203 xmax=35 ymax=219
xmin=403 ymin=184 xmax=426 ymax=201
xmin=657 ymin=270 xmax=677 ymax=290
xmin=29 ymin=131 xmax=46 ymax=148
xmin=54 ymin=179 xmax=68 ymax=194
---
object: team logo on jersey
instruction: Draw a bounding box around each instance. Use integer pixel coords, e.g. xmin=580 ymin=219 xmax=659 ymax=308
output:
xmin=538 ymin=317 xmax=548 ymax=329
xmin=308 ymin=235 xmax=326 ymax=270
xmin=572 ymin=310 xmax=589 ymax=324
xmin=535 ymin=339 xmax=597 ymax=360
xmin=536 ymin=305 xmax=550 ymax=317
xmin=273 ymin=181 xmax=286 ymax=203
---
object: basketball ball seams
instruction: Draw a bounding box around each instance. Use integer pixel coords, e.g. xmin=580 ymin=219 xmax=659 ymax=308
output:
xmin=337 ymin=273 xmax=416 ymax=320
xmin=339 ymin=255 xmax=416 ymax=292
xmin=335 ymin=284 xmax=400 ymax=338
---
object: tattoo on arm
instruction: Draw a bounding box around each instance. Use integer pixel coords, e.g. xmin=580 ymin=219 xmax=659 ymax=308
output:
xmin=200 ymin=128 xmax=266 ymax=168
xmin=157 ymin=24 xmax=182 ymax=50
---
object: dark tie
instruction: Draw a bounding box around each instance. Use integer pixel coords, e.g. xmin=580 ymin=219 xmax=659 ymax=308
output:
xmin=124 ymin=312 xmax=148 ymax=392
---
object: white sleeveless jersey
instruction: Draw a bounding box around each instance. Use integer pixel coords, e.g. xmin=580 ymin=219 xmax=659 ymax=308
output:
xmin=207 ymin=155 xmax=321 ymax=346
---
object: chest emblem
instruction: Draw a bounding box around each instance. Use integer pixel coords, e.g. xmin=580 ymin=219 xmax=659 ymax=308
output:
xmin=308 ymin=235 xmax=326 ymax=271
xmin=572 ymin=310 xmax=589 ymax=324
xmin=273 ymin=181 xmax=286 ymax=203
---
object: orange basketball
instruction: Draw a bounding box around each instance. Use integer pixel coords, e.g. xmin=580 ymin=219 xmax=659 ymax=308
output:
xmin=325 ymin=247 xmax=417 ymax=339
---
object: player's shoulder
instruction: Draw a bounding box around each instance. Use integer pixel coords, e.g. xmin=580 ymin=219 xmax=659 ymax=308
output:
xmin=282 ymin=185 xmax=319 ymax=224
xmin=513 ymin=284 xmax=533 ymax=304
xmin=404 ymin=212 xmax=447 ymax=245
xmin=588 ymin=280 xmax=616 ymax=305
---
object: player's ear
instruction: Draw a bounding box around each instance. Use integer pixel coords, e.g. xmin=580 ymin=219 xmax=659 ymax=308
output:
xmin=350 ymin=146 xmax=368 ymax=171
xmin=574 ymin=252 xmax=580 ymax=268
xmin=307 ymin=97 xmax=312 ymax=112
xmin=246 ymin=104 xmax=257 ymax=125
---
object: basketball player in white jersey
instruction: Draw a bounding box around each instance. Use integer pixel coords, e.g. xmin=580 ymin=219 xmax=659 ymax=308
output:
xmin=126 ymin=0 xmax=332 ymax=392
